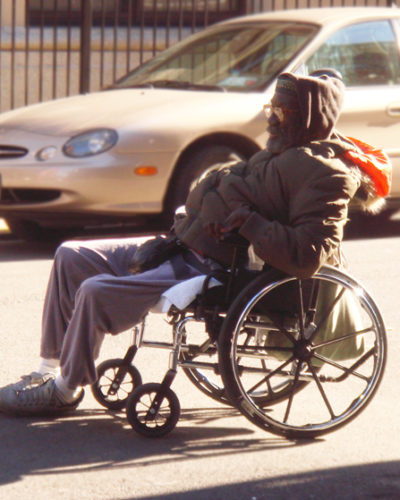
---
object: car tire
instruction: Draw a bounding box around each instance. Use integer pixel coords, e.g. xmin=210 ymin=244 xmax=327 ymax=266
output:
xmin=5 ymin=218 xmax=70 ymax=242
xmin=164 ymin=145 xmax=245 ymax=225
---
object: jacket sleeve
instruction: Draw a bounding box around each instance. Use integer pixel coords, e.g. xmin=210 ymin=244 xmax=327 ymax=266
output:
xmin=238 ymin=155 xmax=359 ymax=278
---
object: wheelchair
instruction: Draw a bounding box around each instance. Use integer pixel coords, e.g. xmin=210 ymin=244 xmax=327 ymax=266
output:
xmin=91 ymin=243 xmax=387 ymax=439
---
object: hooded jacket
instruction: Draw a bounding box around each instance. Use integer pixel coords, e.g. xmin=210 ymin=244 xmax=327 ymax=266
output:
xmin=174 ymin=71 xmax=383 ymax=278
xmin=288 ymin=70 xmax=345 ymax=144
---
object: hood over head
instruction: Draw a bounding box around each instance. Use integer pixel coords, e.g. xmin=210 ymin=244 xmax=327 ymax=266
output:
xmin=276 ymin=69 xmax=345 ymax=145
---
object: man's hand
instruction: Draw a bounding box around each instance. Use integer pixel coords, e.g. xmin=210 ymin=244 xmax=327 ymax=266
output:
xmin=204 ymin=206 xmax=252 ymax=239
xmin=203 ymin=221 xmax=225 ymax=239
xmin=221 ymin=206 xmax=252 ymax=234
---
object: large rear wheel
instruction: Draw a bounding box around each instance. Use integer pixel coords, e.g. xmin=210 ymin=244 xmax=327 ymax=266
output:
xmin=218 ymin=267 xmax=387 ymax=439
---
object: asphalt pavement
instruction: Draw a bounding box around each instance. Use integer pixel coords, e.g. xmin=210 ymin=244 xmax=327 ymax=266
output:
xmin=0 ymin=215 xmax=399 ymax=500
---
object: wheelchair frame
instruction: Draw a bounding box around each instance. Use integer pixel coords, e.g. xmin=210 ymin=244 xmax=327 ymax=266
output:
xmin=91 ymin=263 xmax=387 ymax=439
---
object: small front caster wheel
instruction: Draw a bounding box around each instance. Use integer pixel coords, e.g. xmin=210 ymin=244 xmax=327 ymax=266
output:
xmin=126 ymin=382 xmax=180 ymax=437
xmin=91 ymin=358 xmax=142 ymax=410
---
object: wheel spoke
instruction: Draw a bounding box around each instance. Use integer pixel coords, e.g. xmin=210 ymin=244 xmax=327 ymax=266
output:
xmin=309 ymin=286 xmax=346 ymax=342
xmin=307 ymin=362 xmax=336 ymax=419
xmin=244 ymin=356 xmax=296 ymax=394
xmin=312 ymin=352 xmax=372 ymax=382
xmin=304 ymin=279 xmax=319 ymax=325
xmin=296 ymin=280 xmax=306 ymax=339
xmin=260 ymin=358 xmax=277 ymax=396
xmin=283 ymin=361 xmax=301 ymax=423
xmin=311 ymin=326 xmax=374 ymax=351
xmin=115 ymin=386 xmax=130 ymax=396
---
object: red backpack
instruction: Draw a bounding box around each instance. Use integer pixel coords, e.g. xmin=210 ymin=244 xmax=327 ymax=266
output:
xmin=342 ymin=137 xmax=392 ymax=197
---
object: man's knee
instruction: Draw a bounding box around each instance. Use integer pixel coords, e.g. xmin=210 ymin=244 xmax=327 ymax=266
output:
xmin=76 ymin=274 xmax=108 ymax=303
xmin=54 ymin=240 xmax=82 ymax=267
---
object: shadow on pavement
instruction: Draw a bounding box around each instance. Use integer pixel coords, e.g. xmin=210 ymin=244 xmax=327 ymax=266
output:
xmin=0 ymin=406 xmax=311 ymax=487
xmin=133 ymin=460 xmax=400 ymax=500
xmin=1 ymin=404 xmax=398 ymax=498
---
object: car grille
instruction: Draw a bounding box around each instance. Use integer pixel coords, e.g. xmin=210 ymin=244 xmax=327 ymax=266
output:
xmin=0 ymin=145 xmax=28 ymax=159
xmin=0 ymin=188 xmax=61 ymax=204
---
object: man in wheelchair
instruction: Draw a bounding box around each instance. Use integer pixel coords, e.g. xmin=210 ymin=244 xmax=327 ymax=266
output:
xmin=0 ymin=69 xmax=386 ymax=417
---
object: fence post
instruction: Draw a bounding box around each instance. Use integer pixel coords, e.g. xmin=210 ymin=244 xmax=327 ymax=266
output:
xmin=79 ymin=0 xmax=93 ymax=94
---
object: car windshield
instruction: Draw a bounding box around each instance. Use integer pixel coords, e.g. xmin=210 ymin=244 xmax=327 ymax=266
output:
xmin=113 ymin=21 xmax=318 ymax=92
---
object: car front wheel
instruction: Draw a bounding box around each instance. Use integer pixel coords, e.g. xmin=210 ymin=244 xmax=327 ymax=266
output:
xmin=164 ymin=145 xmax=246 ymax=225
xmin=5 ymin=217 xmax=71 ymax=242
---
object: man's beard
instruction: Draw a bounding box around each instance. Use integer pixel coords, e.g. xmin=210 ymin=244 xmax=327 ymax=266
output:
xmin=266 ymin=128 xmax=294 ymax=154
xmin=266 ymin=122 xmax=303 ymax=154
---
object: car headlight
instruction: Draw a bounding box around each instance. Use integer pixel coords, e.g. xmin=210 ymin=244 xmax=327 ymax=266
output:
xmin=62 ymin=129 xmax=118 ymax=158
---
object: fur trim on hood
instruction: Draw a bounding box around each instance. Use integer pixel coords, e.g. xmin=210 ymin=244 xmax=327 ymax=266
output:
xmin=350 ymin=166 xmax=387 ymax=214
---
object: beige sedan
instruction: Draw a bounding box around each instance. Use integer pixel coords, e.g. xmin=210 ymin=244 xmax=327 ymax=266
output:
xmin=1 ymin=6 xmax=400 ymax=239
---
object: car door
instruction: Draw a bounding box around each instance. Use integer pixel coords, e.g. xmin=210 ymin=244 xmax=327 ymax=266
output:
xmin=301 ymin=18 xmax=400 ymax=200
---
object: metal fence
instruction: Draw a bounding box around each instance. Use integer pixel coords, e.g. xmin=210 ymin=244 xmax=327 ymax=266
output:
xmin=0 ymin=0 xmax=393 ymax=112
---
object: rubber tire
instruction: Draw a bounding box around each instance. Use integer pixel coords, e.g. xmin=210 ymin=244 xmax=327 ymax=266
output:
xmin=126 ymin=382 xmax=180 ymax=438
xmin=164 ymin=145 xmax=245 ymax=223
xmin=5 ymin=217 xmax=71 ymax=242
xmin=91 ymin=358 xmax=142 ymax=410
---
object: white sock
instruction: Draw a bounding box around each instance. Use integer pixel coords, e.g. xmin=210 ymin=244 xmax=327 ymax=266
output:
xmin=38 ymin=357 xmax=60 ymax=376
xmin=54 ymin=374 xmax=81 ymax=403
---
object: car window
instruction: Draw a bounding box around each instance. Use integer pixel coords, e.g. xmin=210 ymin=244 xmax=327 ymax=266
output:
xmin=114 ymin=22 xmax=318 ymax=92
xmin=304 ymin=20 xmax=400 ymax=87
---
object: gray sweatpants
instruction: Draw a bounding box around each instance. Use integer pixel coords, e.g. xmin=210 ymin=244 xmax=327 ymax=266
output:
xmin=40 ymin=237 xmax=207 ymax=389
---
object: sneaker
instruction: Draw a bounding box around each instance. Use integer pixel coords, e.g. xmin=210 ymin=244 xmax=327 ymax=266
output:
xmin=0 ymin=376 xmax=84 ymax=417
xmin=1 ymin=371 xmax=49 ymax=392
